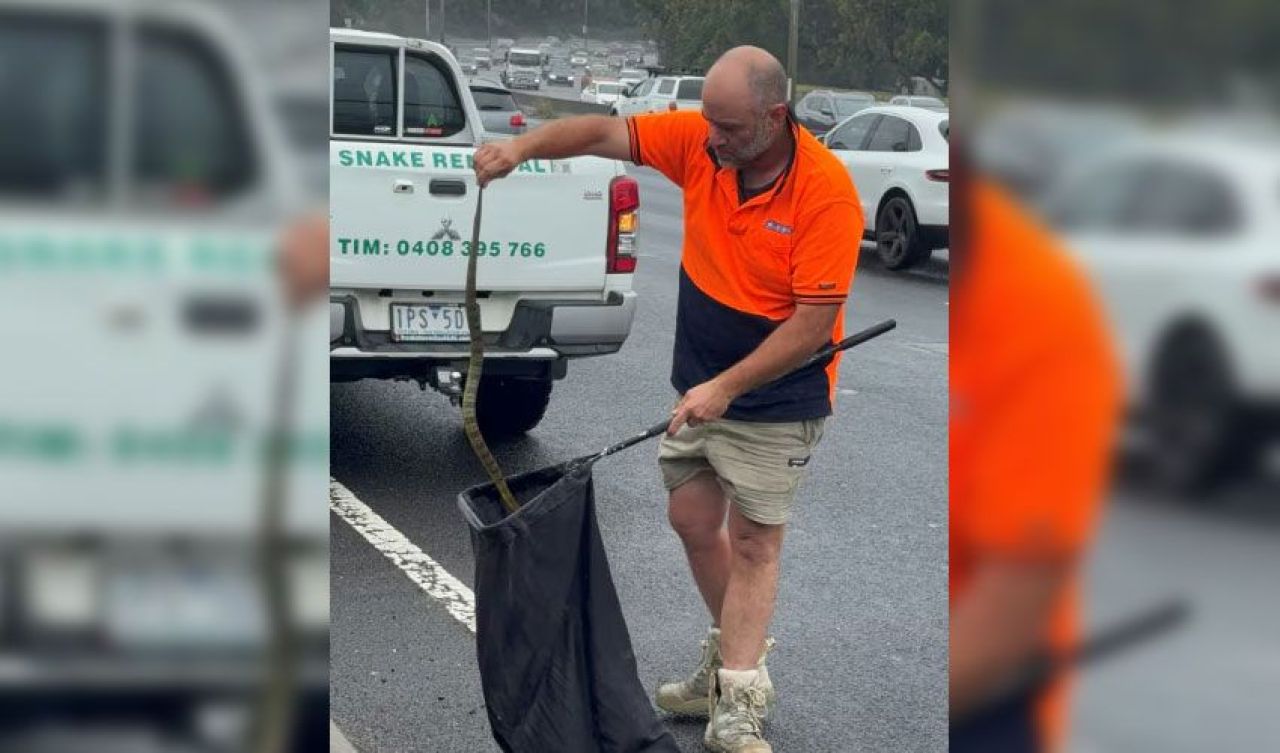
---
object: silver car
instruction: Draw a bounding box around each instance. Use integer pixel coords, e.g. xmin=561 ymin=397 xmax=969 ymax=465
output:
xmin=888 ymin=95 xmax=948 ymax=112
xmin=469 ymin=82 xmax=528 ymax=136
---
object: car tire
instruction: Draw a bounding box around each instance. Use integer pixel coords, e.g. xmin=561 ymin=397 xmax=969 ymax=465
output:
xmin=1144 ymin=325 xmax=1256 ymax=495
xmin=474 ymin=375 xmax=553 ymax=439
xmin=875 ymin=195 xmax=930 ymax=270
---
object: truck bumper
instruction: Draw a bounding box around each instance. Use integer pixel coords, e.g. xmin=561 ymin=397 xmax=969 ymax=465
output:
xmin=0 ymin=654 xmax=329 ymax=693
xmin=0 ymin=658 xmax=328 ymax=751
xmin=548 ymin=291 xmax=637 ymax=345
xmin=329 ymin=290 xmax=636 ymax=377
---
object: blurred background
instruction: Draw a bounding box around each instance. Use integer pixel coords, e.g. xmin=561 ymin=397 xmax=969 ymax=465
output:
xmin=329 ymin=0 xmax=946 ymax=99
xmin=0 ymin=0 xmax=329 ymax=751
xmin=960 ymin=0 xmax=1279 ymax=750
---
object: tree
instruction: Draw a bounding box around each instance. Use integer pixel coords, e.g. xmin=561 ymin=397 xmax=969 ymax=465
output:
xmin=329 ymin=0 xmax=949 ymax=95
xmin=830 ymin=0 xmax=947 ymax=94
xmin=634 ymin=0 xmax=787 ymax=72
xmin=636 ymin=0 xmax=946 ymax=93
xmin=972 ymin=0 xmax=1280 ymax=106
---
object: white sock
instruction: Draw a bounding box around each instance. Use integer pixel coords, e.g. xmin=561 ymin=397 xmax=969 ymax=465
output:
xmin=718 ymin=668 xmax=759 ymax=687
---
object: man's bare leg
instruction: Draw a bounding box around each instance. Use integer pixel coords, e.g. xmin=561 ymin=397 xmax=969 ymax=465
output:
xmin=667 ymin=473 xmax=731 ymax=623
xmin=718 ymin=505 xmax=785 ymax=669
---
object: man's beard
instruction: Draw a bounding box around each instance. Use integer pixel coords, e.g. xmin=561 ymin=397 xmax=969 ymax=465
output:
xmin=715 ymin=118 xmax=777 ymax=168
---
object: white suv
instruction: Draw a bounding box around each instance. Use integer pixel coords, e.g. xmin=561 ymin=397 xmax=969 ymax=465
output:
xmin=1044 ymin=130 xmax=1280 ymax=492
xmin=825 ymin=105 xmax=950 ymax=270
xmin=613 ymin=75 xmax=704 ymax=116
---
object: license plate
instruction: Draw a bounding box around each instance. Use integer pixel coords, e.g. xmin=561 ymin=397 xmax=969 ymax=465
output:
xmin=104 ymin=561 xmax=262 ymax=648
xmin=391 ymin=304 xmax=469 ymax=342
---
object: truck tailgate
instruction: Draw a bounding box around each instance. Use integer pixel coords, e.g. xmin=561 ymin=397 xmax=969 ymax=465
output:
xmin=330 ymin=142 xmax=619 ymax=293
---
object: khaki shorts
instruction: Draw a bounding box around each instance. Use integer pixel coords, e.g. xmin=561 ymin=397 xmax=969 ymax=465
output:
xmin=658 ymin=417 xmax=826 ymax=526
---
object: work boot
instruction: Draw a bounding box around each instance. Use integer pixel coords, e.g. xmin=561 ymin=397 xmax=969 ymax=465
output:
xmin=704 ymin=668 xmax=773 ymax=753
xmin=656 ymin=627 xmax=775 ymax=718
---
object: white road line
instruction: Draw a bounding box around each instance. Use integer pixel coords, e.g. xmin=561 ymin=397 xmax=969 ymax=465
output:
xmin=329 ymin=478 xmax=476 ymax=634
xmin=330 ymin=720 xmax=359 ymax=753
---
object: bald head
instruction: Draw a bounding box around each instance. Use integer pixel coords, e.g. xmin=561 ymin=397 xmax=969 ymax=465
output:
xmin=700 ymin=46 xmax=791 ymax=169
xmin=705 ymin=46 xmax=788 ymax=113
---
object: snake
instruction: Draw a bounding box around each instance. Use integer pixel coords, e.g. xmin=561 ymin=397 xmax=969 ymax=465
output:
xmin=462 ymin=185 xmax=520 ymax=514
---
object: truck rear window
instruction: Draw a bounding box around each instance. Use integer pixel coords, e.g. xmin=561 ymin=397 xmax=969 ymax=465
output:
xmin=0 ymin=14 xmax=107 ymax=202
xmin=333 ymin=47 xmax=397 ymax=136
xmin=133 ymin=25 xmax=257 ymax=205
xmin=403 ymin=54 xmax=465 ymax=138
xmin=332 ymin=48 xmax=466 ymax=139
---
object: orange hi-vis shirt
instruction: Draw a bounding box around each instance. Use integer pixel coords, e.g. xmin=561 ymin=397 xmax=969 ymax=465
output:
xmin=626 ymin=109 xmax=863 ymax=420
xmin=951 ymin=180 xmax=1121 ymax=749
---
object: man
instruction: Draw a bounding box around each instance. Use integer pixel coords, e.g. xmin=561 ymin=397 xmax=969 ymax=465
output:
xmin=949 ymin=172 xmax=1120 ymax=752
xmin=475 ymin=46 xmax=862 ymax=753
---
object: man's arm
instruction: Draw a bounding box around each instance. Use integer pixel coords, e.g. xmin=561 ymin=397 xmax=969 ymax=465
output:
xmin=473 ymin=115 xmax=631 ymax=187
xmin=950 ymin=558 xmax=1072 ymax=719
xmin=668 ymin=303 xmax=840 ymax=434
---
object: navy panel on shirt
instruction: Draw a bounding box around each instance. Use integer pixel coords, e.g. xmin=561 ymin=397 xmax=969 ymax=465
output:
xmin=672 ymin=266 xmax=833 ymax=422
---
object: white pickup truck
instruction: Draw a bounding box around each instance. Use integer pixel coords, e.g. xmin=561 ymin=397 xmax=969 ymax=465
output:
xmin=329 ymin=29 xmax=640 ymax=438
xmin=0 ymin=1 xmax=328 ymax=749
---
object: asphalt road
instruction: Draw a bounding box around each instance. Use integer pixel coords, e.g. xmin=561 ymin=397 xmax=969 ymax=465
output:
xmin=465 ymin=77 xmax=589 ymax=105
xmin=1072 ymin=472 xmax=1280 ymax=753
xmin=528 ymin=81 xmax=597 ymax=103
xmin=330 ymin=167 xmax=949 ymax=752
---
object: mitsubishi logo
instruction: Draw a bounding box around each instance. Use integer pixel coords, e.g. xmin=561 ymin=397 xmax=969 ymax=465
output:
xmin=431 ymin=217 xmax=462 ymax=241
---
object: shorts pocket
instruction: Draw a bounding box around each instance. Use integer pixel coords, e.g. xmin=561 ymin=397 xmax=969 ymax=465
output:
xmin=802 ymin=418 xmax=827 ymax=448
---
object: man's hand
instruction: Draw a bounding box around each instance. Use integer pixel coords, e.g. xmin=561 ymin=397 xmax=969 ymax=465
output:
xmin=471 ymin=116 xmax=631 ymax=184
xmin=667 ymin=378 xmax=737 ymax=436
xmin=474 ymin=139 xmax=525 ymax=188
xmin=278 ymin=212 xmax=328 ymax=308
xmin=950 ymin=558 xmax=1072 ymax=718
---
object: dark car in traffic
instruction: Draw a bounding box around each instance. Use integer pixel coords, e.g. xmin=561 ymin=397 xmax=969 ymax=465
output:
xmin=796 ymin=89 xmax=877 ymax=137
xmin=545 ymin=62 xmax=575 ymax=87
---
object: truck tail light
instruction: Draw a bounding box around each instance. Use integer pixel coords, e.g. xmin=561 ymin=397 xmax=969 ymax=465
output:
xmin=925 ymin=169 xmax=950 ymax=182
xmin=510 ymin=112 xmax=526 ymax=127
xmin=607 ymin=175 xmax=640 ymax=274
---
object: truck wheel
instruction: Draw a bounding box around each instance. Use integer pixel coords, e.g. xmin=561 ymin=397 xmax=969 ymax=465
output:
xmin=475 ymin=375 xmax=553 ymax=439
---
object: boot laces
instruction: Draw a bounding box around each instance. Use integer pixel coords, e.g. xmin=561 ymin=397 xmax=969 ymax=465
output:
xmin=691 ymin=638 xmax=717 ymax=686
xmin=722 ymin=685 xmax=768 ymax=740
